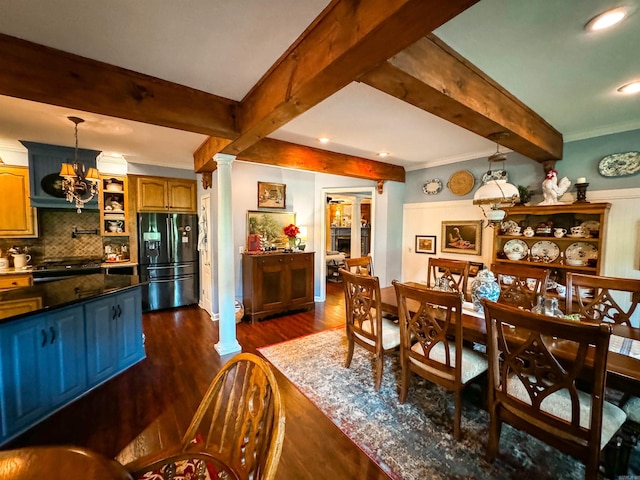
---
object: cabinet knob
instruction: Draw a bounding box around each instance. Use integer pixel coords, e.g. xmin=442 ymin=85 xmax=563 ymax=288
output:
xmin=11 ymin=281 xmax=17 ymax=286
xmin=41 ymin=329 xmax=47 ymax=347
xmin=49 ymin=326 xmax=56 ymax=344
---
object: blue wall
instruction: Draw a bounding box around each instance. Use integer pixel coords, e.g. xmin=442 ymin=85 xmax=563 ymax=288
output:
xmin=404 ymin=128 xmax=640 ymax=204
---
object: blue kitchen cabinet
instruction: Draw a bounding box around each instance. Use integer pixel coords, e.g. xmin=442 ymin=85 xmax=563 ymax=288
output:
xmin=0 ymin=305 xmax=86 ymax=439
xmin=85 ymin=288 xmax=144 ymax=387
xmin=115 ymin=288 xmax=144 ymax=370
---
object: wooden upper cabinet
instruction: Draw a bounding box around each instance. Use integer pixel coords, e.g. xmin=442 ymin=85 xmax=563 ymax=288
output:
xmin=136 ymin=176 xmax=196 ymax=213
xmin=0 ymin=165 xmax=38 ymax=238
xmin=166 ymin=179 xmax=197 ymax=212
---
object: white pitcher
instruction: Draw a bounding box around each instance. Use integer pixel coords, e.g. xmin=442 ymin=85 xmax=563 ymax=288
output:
xmin=12 ymin=253 xmax=31 ymax=269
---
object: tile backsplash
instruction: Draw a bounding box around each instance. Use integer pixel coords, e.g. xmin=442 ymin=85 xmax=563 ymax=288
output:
xmin=0 ymin=209 xmax=130 ymax=265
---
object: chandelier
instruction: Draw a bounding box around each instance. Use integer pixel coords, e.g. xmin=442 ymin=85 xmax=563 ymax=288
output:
xmin=59 ymin=116 xmax=99 ymax=213
xmin=473 ymin=135 xmax=519 ymax=227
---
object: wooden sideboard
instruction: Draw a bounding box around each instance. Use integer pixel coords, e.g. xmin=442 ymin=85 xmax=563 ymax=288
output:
xmin=242 ymin=252 xmax=315 ymax=323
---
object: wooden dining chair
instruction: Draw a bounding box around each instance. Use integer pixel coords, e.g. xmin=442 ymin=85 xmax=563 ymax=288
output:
xmin=340 ymin=268 xmax=400 ymax=390
xmin=565 ymin=273 xmax=640 ymax=336
xmin=393 ymin=280 xmax=488 ymax=440
xmin=482 ymin=300 xmax=627 ymax=480
xmin=490 ymin=263 xmax=550 ymax=310
xmin=427 ymin=257 xmax=470 ymax=300
xmin=124 ymin=353 xmax=285 ymax=480
xmin=344 ymin=255 xmax=374 ymax=275
xmin=565 ymin=273 xmax=640 ymax=442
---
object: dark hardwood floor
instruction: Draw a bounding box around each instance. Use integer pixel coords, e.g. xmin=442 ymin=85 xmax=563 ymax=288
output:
xmin=6 ymin=281 xmax=391 ymax=479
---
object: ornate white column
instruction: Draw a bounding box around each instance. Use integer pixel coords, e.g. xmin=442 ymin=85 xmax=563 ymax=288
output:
xmin=214 ymin=154 xmax=241 ymax=355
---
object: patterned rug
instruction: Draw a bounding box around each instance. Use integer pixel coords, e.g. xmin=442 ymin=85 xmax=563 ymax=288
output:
xmin=258 ymin=328 xmax=588 ymax=480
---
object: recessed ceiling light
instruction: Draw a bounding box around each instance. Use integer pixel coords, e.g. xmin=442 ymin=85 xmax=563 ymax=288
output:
xmin=318 ymin=137 xmax=330 ymax=144
xmin=618 ymin=81 xmax=640 ymax=94
xmin=377 ymin=152 xmax=390 ymax=158
xmin=585 ymin=7 xmax=627 ymax=31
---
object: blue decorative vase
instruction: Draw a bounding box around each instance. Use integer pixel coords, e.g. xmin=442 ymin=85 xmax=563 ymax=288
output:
xmin=471 ymin=269 xmax=500 ymax=313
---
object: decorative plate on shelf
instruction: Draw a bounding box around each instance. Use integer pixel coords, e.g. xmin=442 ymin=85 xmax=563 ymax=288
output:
xmin=565 ymin=242 xmax=598 ymax=266
xmin=422 ymin=178 xmax=443 ymax=195
xmin=501 ymin=220 xmax=518 ymax=233
xmin=531 ymin=240 xmax=560 ymax=263
xmin=503 ymin=239 xmax=529 ymax=260
xmin=580 ymin=220 xmax=600 ymax=234
xmin=598 ymin=151 xmax=640 ymax=177
xmin=447 ymin=170 xmax=475 ymax=195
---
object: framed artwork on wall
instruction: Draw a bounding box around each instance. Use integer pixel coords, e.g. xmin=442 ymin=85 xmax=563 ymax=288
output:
xmin=257 ymin=181 xmax=286 ymax=209
xmin=441 ymin=221 xmax=482 ymax=255
xmin=247 ymin=210 xmax=295 ymax=249
xmin=415 ymin=235 xmax=436 ymax=254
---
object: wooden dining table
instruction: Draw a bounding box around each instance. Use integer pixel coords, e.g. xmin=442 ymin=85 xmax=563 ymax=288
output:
xmin=380 ymin=282 xmax=640 ymax=397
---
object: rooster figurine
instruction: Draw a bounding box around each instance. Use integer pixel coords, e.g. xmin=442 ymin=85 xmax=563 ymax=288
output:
xmin=539 ymin=169 xmax=571 ymax=205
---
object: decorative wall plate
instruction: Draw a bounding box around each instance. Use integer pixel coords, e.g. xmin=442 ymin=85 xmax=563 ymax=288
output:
xmin=598 ymin=151 xmax=640 ymax=177
xmin=447 ymin=170 xmax=475 ymax=195
xmin=531 ymin=240 xmax=560 ymax=262
xmin=503 ymin=239 xmax=528 ymax=260
xmin=422 ymin=178 xmax=443 ymax=195
xmin=565 ymin=242 xmax=598 ymax=266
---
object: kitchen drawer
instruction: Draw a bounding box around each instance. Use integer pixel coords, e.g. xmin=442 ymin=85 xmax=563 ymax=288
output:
xmin=0 ymin=274 xmax=33 ymax=290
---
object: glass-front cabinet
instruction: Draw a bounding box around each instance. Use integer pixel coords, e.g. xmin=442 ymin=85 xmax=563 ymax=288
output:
xmin=492 ymin=202 xmax=610 ymax=288
xmin=99 ymin=175 xmax=128 ymax=237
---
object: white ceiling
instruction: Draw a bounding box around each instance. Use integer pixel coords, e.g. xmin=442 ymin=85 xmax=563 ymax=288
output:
xmin=0 ymin=0 xmax=638 ymax=171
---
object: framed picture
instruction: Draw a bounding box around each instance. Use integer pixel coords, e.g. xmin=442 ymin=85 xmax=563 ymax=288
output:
xmin=415 ymin=235 xmax=436 ymax=254
xmin=469 ymin=261 xmax=484 ymax=277
xmin=257 ymin=181 xmax=286 ymax=209
xmin=441 ymin=221 xmax=482 ymax=255
xmin=247 ymin=210 xmax=296 ymax=249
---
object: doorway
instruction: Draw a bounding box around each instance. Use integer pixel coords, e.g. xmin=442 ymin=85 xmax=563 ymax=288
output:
xmin=321 ymin=187 xmax=375 ymax=298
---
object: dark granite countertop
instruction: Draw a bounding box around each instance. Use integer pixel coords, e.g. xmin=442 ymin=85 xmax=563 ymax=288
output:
xmin=0 ymin=274 xmax=145 ymax=324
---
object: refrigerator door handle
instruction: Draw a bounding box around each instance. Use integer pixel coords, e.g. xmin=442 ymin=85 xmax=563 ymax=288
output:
xmin=166 ymin=216 xmax=172 ymax=262
xmin=149 ymin=275 xmax=195 ymax=284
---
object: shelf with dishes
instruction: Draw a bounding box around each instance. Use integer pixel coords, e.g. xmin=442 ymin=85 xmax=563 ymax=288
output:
xmin=99 ymin=175 xmax=129 ymax=236
xmin=492 ymin=203 xmax=610 ymax=279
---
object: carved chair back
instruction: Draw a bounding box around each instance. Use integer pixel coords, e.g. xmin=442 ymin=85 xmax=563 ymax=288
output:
xmin=491 ymin=263 xmax=550 ymax=310
xmin=483 ymin=300 xmax=623 ymax=480
xmin=427 ymin=258 xmax=470 ymax=300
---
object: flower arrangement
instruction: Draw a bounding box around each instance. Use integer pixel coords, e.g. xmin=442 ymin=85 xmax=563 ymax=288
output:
xmin=283 ymin=224 xmax=300 ymax=239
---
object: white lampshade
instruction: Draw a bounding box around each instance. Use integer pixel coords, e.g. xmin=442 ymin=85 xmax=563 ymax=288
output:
xmin=473 ymin=179 xmax=519 ymax=205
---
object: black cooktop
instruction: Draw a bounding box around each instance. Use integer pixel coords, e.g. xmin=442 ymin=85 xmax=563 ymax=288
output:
xmin=33 ymin=258 xmax=103 ymax=272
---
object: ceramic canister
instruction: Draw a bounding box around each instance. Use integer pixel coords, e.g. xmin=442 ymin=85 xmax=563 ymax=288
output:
xmin=470 ymin=269 xmax=501 ymax=313
xmin=0 ymin=258 xmax=8 ymax=270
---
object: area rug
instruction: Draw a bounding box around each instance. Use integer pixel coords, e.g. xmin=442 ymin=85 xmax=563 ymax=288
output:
xmin=258 ymin=328 xmax=587 ymax=480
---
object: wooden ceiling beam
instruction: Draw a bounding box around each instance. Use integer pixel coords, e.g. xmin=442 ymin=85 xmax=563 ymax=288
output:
xmin=360 ymin=34 xmax=563 ymax=162
xmin=0 ymin=33 xmax=238 ymax=139
xmin=194 ymin=0 xmax=479 ymax=171
xmin=238 ymin=138 xmax=405 ymax=183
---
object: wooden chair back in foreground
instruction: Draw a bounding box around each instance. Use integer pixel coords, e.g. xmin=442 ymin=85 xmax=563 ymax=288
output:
xmin=125 ymin=353 xmax=285 ymax=480
xmin=340 ymin=268 xmax=400 ymax=390
xmin=490 ymin=263 xmax=550 ymax=310
xmin=344 ymin=256 xmax=374 ymax=276
xmin=427 ymin=258 xmax=470 ymax=300
xmin=482 ymin=300 xmax=626 ymax=480
xmin=565 ymin=273 xmax=640 ymax=338
xmin=393 ymin=280 xmax=488 ymax=440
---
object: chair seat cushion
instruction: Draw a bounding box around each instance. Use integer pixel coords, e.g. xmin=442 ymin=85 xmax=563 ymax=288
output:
xmin=621 ymin=395 xmax=640 ymax=423
xmin=506 ymin=375 xmax=627 ymax=448
xmin=410 ymin=342 xmax=488 ymax=384
xmin=354 ymin=317 xmax=401 ymax=350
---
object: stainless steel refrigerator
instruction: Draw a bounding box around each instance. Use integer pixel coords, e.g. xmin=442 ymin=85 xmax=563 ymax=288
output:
xmin=138 ymin=212 xmax=199 ymax=311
